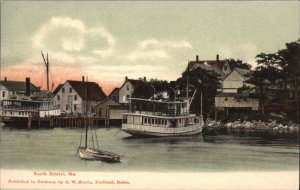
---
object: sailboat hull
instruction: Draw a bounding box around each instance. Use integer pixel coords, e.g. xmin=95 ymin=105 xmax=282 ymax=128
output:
xmin=78 ymin=147 xmax=120 ymax=162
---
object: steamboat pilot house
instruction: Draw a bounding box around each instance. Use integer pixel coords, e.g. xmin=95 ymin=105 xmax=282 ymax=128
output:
xmin=122 ymin=98 xmax=203 ymax=137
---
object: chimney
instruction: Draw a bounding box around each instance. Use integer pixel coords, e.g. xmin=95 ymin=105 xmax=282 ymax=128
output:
xmin=125 ymin=76 xmax=128 ymax=80
xmin=216 ymin=54 xmax=219 ymax=61
xmin=4 ymin=77 xmax=7 ymax=81
xmin=25 ymin=77 xmax=30 ymax=96
xmin=143 ymin=77 xmax=146 ymax=82
xmin=196 ymin=55 xmax=199 ymax=62
xmin=82 ymin=76 xmax=85 ymax=82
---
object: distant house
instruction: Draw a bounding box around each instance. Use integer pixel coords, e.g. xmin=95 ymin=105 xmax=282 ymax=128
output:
xmin=53 ymin=78 xmax=106 ymax=114
xmin=187 ymin=55 xmax=231 ymax=79
xmin=0 ymin=77 xmax=40 ymax=100
xmin=215 ymin=68 xmax=258 ymax=112
xmin=222 ymin=68 xmax=252 ymax=93
xmin=215 ymin=93 xmax=259 ymax=111
xmin=92 ymin=98 xmax=128 ymax=124
xmin=118 ymin=77 xmax=147 ymax=104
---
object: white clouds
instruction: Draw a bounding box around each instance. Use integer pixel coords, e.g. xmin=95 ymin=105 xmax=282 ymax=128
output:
xmin=124 ymin=38 xmax=193 ymax=61
xmin=32 ymin=16 xmax=116 ymax=58
xmin=89 ymin=27 xmax=116 ymax=57
xmin=30 ymin=17 xmax=192 ymax=82
xmin=138 ymin=39 xmax=193 ymax=50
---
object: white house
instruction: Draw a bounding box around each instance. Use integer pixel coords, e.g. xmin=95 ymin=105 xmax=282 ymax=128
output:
xmin=215 ymin=68 xmax=259 ymax=111
xmin=118 ymin=77 xmax=147 ymax=104
xmin=53 ymin=79 xmax=106 ymax=114
xmin=222 ymin=68 xmax=252 ymax=93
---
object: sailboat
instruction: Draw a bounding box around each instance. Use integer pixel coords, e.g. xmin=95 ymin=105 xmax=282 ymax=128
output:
xmin=77 ymin=77 xmax=120 ymax=163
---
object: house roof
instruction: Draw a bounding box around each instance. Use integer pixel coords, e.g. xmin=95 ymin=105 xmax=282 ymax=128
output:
xmin=54 ymin=80 xmax=107 ymax=101
xmin=119 ymin=78 xmax=148 ymax=90
xmin=235 ymin=68 xmax=250 ymax=79
xmin=187 ymin=60 xmax=227 ymax=78
xmin=93 ymin=97 xmax=120 ymax=108
xmin=0 ymin=80 xmax=40 ymax=92
xmin=69 ymin=80 xmax=106 ymax=101
xmin=223 ymin=68 xmax=251 ymax=81
xmin=127 ymin=79 xmax=147 ymax=87
xmin=108 ymin=87 xmax=119 ymax=97
xmin=53 ymin=84 xmax=63 ymax=94
xmin=187 ymin=60 xmax=227 ymax=71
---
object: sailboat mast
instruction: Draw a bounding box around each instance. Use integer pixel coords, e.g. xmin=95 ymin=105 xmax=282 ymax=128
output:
xmin=85 ymin=76 xmax=88 ymax=148
xmin=41 ymin=51 xmax=50 ymax=92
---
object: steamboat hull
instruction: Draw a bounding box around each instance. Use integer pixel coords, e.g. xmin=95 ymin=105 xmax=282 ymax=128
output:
xmin=122 ymin=123 xmax=202 ymax=137
xmin=78 ymin=148 xmax=120 ymax=163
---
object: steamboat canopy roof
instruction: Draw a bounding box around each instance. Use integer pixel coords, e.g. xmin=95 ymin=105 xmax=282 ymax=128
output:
xmin=129 ymin=98 xmax=188 ymax=104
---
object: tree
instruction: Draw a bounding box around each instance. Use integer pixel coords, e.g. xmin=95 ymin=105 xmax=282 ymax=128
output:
xmin=132 ymin=78 xmax=171 ymax=99
xmin=176 ymin=67 xmax=221 ymax=117
xmin=226 ymin=58 xmax=252 ymax=70
xmin=248 ymin=40 xmax=300 ymax=100
xmin=277 ymin=40 xmax=300 ymax=99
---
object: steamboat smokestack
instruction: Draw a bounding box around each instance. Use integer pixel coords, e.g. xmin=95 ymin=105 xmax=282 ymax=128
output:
xmin=25 ymin=77 xmax=30 ymax=96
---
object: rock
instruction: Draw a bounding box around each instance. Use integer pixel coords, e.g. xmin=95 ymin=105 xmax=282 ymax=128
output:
xmin=226 ymin=123 xmax=232 ymax=128
xmin=283 ymin=125 xmax=289 ymax=130
xmin=232 ymin=124 xmax=242 ymax=129
xmin=273 ymin=126 xmax=279 ymax=130
xmin=244 ymin=121 xmax=253 ymax=129
xmin=278 ymin=124 xmax=284 ymax=128
xmin=288 ymin=126 xmax=296 ymax=131
xmin=268 ymin=120 xmax=277 ymax=128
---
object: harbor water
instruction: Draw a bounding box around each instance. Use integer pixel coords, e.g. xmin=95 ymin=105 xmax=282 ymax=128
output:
xmin=0 ymin=126 xmax=299 ymax=172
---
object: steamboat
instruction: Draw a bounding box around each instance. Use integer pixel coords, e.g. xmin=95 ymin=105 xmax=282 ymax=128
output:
xmin=122 ymin=96 xmax=203 ymax=137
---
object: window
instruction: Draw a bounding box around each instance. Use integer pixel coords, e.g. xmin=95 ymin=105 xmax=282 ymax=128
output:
xmin=151 ymin=118 xmax=154 ymax=124
xmin=62 ymin=88 xmax=65 ymax=93
xmin=68 ymin=95 xmax=73 ymax=103
xmin=74 ymin=105 xmax=77 ymax=110
xmin=126 ymin=85 xmax=130 ymax=91
xmin=74 ymin=95 xmax=77 ymax=101
xmin=224 ymin=65 xmax=227 ymax=71
xmin=225 ymin=98 xmax=228 ymax=101
xmin=69 ymin=88 xmax=72 ymax=93
xmin=66 ymin=104 xmax=69 ymax=110
xmin=2 ymin=91 xmax=5 ymax=98
xmin=126 ymin=95 xmax=130 ymax=101
xmin=57 ymin=95 xmax=60 ymax=101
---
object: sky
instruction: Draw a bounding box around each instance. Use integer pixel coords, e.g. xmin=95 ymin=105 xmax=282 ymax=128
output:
xmin=1 ymin=1 xmax=299 ymax=95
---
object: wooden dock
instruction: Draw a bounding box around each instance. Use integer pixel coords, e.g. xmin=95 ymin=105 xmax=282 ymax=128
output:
xmin=27 ymin=116 xmax=121 ymax=129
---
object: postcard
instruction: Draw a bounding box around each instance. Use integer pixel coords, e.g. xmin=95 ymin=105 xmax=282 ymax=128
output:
xmin=0 ymin=1 xmax=299 ymax=190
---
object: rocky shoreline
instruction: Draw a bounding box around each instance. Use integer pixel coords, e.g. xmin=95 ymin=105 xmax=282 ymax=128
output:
xmin=205 ymin=119 xmax=299 ymax=133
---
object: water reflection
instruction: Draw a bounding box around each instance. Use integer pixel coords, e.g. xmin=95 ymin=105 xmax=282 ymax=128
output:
xmin=122 ymin=135 xmax=204 ymax=145
xmin=202 ymin=128 xmax=299 ymax=146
